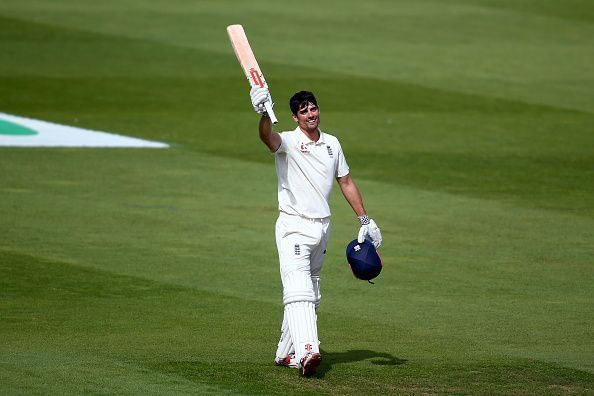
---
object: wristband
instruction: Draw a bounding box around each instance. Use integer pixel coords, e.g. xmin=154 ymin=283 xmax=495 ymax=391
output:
xmin=358 ymin=214 xmax=370 ymax=226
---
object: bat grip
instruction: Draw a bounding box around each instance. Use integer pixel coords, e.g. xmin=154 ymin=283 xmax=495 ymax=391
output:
xmin=264 ymin=101 xmax=277 ymax=124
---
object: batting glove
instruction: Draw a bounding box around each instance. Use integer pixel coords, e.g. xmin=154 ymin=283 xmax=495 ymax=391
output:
xmin=250 ymin=86 xmax=271 ymax=115
xmin=357 ymin=215 xmax=382 ymax=249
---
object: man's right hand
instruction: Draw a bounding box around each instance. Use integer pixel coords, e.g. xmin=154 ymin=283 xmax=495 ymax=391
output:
xmin=250 ymin=86 xmax=271 ymax=115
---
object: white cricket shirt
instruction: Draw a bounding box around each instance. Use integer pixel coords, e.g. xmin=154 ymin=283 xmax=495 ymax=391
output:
xmin=274 ymin=127 xmax=350 ymax=219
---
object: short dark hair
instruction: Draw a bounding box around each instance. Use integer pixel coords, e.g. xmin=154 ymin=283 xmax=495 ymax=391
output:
xmin=289 ymin=91 xmax=318 ymax=115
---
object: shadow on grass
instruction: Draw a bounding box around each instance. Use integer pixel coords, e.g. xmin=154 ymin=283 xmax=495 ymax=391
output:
xmin=317 ymin=348 xmax=407 ymax=378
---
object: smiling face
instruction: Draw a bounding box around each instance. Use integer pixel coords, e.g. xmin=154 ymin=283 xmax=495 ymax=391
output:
xmin=292 ymin=102 xmax=320 ymax=135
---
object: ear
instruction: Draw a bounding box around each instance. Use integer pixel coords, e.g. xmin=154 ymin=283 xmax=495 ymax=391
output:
xmin=292 ymin=114 xmax=298 ymax=123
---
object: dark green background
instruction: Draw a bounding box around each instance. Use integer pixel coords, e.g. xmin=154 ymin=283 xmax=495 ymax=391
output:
xmin=1 ymin=0 xmax=592 ymax=394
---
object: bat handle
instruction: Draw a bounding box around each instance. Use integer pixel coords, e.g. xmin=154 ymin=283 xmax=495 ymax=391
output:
xmin=264 ymin=101 xmax=278 ymax=124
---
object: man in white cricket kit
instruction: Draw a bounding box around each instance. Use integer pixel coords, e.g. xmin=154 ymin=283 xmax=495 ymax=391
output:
xmin=250 ymin=87 xmax=382 ymax=377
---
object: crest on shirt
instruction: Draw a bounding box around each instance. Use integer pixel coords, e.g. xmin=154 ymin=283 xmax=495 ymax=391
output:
xmin=299 ymin=142 xmax=310 ymax=153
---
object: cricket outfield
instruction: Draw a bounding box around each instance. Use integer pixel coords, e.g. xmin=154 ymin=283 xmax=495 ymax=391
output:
xmin=1 ymin=0 xmax=593 ymax=394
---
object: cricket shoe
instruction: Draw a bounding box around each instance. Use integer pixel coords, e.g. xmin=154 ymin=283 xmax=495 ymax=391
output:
xmin=299 ymin=352 xmax=321 ymax=377
xmin=274 ymin=353 xmax=298 ymax=368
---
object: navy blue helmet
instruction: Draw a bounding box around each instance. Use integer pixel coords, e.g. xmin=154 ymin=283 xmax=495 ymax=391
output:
xmin=346 ymin=239 xmax=383 ymax=282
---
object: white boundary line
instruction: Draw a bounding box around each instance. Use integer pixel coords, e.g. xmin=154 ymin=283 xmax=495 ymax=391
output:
xmin=0 ymin=113 xmax=169 ymax=148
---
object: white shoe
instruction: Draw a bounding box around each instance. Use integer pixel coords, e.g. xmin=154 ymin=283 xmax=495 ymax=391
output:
xmin=274 ymin=353 xmax=298 ymax=368
xmin=300 ymin=352 xmax=321 ymax=377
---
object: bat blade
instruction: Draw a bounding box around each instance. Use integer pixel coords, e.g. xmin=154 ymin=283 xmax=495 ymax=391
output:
xmin=227 ymin=24 xmax=278 ymax=124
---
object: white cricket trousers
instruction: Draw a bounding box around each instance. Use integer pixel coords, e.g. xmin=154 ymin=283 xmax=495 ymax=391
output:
xmin=275 ymin=212 xmax=330 ymax=361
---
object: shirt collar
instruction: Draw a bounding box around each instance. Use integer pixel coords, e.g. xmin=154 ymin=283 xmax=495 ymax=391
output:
xmin=295 ymin=127 xmax=325 ymax=145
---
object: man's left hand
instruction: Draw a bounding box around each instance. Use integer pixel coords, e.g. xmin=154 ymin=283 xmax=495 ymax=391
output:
xmin=357 ymin=215 xmax=382 ymax=249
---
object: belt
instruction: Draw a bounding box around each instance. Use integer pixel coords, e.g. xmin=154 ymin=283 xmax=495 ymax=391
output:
xmin=279 ymin=211 xmax=329 ymax=223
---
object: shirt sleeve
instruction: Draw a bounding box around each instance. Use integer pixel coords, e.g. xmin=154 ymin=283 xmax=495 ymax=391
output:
xmin=335 ymin=140 xmax=350 ymax=177
xmin=274 ymin=132 xmax=288 ymax=154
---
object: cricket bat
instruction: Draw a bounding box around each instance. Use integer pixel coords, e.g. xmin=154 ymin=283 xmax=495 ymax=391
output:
xmin=227 ymin=24 xmax=278 ymax=124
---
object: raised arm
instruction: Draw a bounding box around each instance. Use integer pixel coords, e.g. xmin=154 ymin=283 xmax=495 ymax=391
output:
xmin=251 ymin=87 xmax=281 ymax=152
xmin=259 ymin=115 xmax=281 ymax=152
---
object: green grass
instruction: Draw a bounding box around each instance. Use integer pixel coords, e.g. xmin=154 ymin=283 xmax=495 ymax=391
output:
xmin=1 ymin=0 xmax=593 ymax=394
